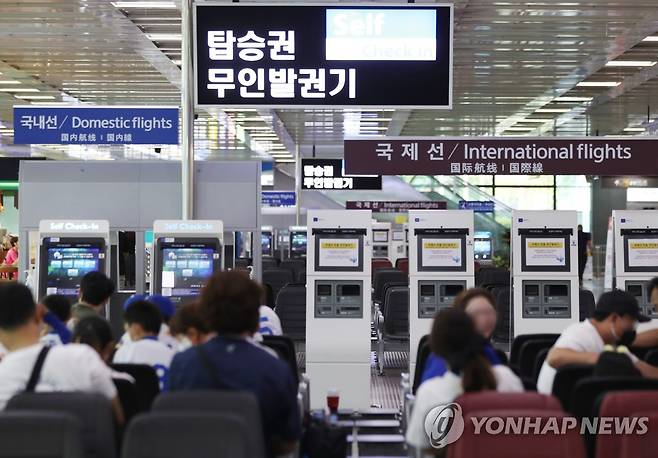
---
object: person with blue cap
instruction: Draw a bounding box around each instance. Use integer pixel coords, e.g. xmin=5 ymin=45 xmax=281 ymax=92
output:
xmin=119 ymin=294 xmax=177 ymax=349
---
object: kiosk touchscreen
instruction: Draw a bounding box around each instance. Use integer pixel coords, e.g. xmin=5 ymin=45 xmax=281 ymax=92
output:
xmin=512 ymin=211 xmax=579 ymax=336
xmin=151 ymin=220 xmax=223 ymax=305
xmin=37 ymin=220 xmax=110 ymax=302
xmin=408 ymin=210 xmax=474 ymax=381
xmin=613 ymin=210 xmax=658 ymax=325
xmin=289 ymin=226 xmax=307 ymax=259
xmin=306 ymin=210 xmax=372 ymax=410
xmin=474 ymin=231 xmax=493 ymax=262
xmin=261 ymin=225 xmax=273 ymax=257
xmin=372 ymin=221 xmax=392 ymax=260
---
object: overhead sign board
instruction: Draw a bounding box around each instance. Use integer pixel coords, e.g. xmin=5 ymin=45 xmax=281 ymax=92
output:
xmin=344 ymin=137 xmax=658 ymax=176
xmin=302 ymin=159 xmax=382 ymax=190
xmin=346 ymin=201 xmax=446 ymax=212
xmin=194 ymin=3 xmax=453 ymax=108
xmin=458 ymin=200 xmax=494 ymax=213
xmin=13 ymin=106 xmax=179 ymax=145
xmin=262 ymin=191 xmax=296 ymax=207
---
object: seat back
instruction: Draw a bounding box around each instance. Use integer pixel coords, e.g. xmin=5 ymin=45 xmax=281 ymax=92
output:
xmin=518 ymin=338 xmax=559 ymax=379
xmin=395 ymin=258 xmax=409 ymax=274
xmin=645 ymin=348 xmax=658 ymax=366
xmin=579 ymin=289 xmax=596 ymax=321
xmin=380 ymin=281 xmax=408 ymax=316
xmin=111 ymin=363 xmax=160 ymax=411
xmin=372 ymin=258 xmax=393 ymax=278
xmin=448 ymin=410 xmax=586 ymax=458
xmin=274 ymin=284 xmax=306 ymax=341
xmin=263 ymin=268 xmax=294 ymax=302
xmin=261 ymin=256 xmax=278 ymax=271
xmin=596 ymin=392 xmax=658 ymax=458
xmin=279 ymin=259 xmax=306 ymax=280
xmin=510 ymin=333 xmax=560 ymax=369
xmin=412 ymin=335 xmax=431 ymax=394
xmin=479 ymin=268 xmax=510 ymax=289
xmin=570 ymin=376 xmax=658 ymax=419
xmin=492 ymin=286 xmax=512 ymax=342
xmin=373 ymin=269 xmax=407 ymax=303
xmin=297 ymin=270 xmax=306 ymax=284
xmin=7 ymin=392 xmax=115 ymax=458
xmin=620 ymin=413 xmax=658 ymax=458
xmin=0 ymin=411 xmax=83 ymax=458
xmin=262 ymin=335 xmax=299 ymax=384
xmin=383 ymin=286 xmax=409 ymax=339
xmin=552 ymin=364 xmax=594 ymax=411
xmin=532 ymin=347 xmax=550 ymax=383
xmin=123 ymin=412 xmax=252 ymax=458
xmin=113 ymin=378 xmax=140 ymax=422
xmin=456 ymin=392 xmax=562 ymax=416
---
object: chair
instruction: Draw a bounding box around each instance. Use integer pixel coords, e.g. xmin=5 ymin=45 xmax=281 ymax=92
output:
xmin=297 ymin=270 xmax=306 ymax=284
xmin=412 ymin=335 xmax=431 ymax=394
xmin=122 ymin=412 xmax=251 ymax=458
xmin=263 ymin=268 xmax=294 ymax=302
xmin=262 ymin=334 xmax=299 ymax=384
xmin=262 ymin=283 xmax=275 ymax=308
xmin=373 ymin=269 xmax=407 ymax=304
xmin=7 ymin=392 xmax=116 ymax=458
xmin=153 ymin=391 xmax=265 ymax=458
xmin=261 ymin=256 xmax=278 ymax=271
xmin=114 ymin=378 xmax=140 ymax=422
xmin=0 ymin=411 xmax=83 ymax=458
xmin=510 ymin=333 xmax=560 ymax=371
xmin=579 ymin=289 xmax=596 ymax=321
xmin=596 ymin=391 xmax=658 ymax=458
xmin=620 ymin=413 xmax=658 ymax=458
xmin=395 ymin=257 xmax=409 ymax=274
xmin=376 ymin=286 xmax=409 ymax=375
xmin=372 ymin=257 xmax=393 ymax=279
xmin=517 ymin=338 xmax=559 ymax=380
xmin=279 ymin=259 xmax=306 ymax=281
xmin=492 ymin=286 xmax=512 ymax=342
xmin=274 ymin=284 xmax=306 ymax=342
xmin=570 ymin=376 xmax=658 ymax=419
xmin=552 ymin=364 xmax=594 ymax=411
xmin=532 ymin=347 xmax=550 ymax=383
xmin=645 ymin=348 xmax=658 ymax=366
xmin=479 ymin=268 xmax=510 ymax=289
xmin=456 ymin=392 xmax=562 ymax=416
xmin=448 ymin=410 xmax=586 ymax=458
xmin=111 ymin=363 xmax=160 ymax=412
xmin=234 ymin=257 xmax=250 ymax=270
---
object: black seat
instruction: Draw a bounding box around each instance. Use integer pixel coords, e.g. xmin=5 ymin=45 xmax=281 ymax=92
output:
xmin=262 ymin=335 xmax=299 ymax=385
xmin=373 ymin=269 xmax=407 ymax=304
xmin=279 ymin=259 xmax=306 ymax=281
xmin=234 ymin=257 xmax=250 ymax=271
xmin=380 ymin=281 xmax=409 ymax=317
xmin=645 ymin=348 xmax=658 ymax=366
xmin=551 ymin=364 xmax=594 ymax=411
xmin=297 ymin=270 xmax=306 ymax=284
xmin=263 ymin=268 xmax=294 ymax=302
xmin=579 ymin=289 xmax=595 ymax=321
xmin=412 ymin=335 xmax=431 ymax=394
xmin=518 ymin=337 xmax=559 ymax=380
xmin=262 ymin=256 xmax=278 ymax=271
xmin=113 ymin=378 xmax=140 ymax=422
xmin=7 ymin=392 xmax=116 ymax=458
xmin=570 ymin=376 xmax=658 ymax=419
xmin=122 ymin=412 xmax=252 ymax=458
xmin=532 ymin=347 xmax=550 ymax=384
xmin=510 ymin=333 xmax=560 ymax=371
xmin=0 ymin=411 xmax=83 ymax=458
xmin=383 ymin=286 xmax=409 ymax=340
xmin=492 ymin=286 xmax=512 ymax=342
xmin=275 ymin=284 xmax=306 ymax=342
xmin=479 ymin=268 xmax=510 ymax=289
xmin=111 ymin=363 xmax=160 ymax=412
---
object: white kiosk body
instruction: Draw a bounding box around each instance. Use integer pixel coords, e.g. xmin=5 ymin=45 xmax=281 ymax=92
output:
xmin=306 ymin=210 xmax=372 ymax=410
xmin=151 ymin=220 xmax=224 ymax=305
xmin=391 ymin=226 xmax=407 ymax=265
xmin=289 ymin=225 xmax=308 ymax=259
xmin=408 ymin=210 xmax=474 ymax=380
xmin=261 ymin=225 xmax=274 ymax=257
xmin=613 ymin=210 xmax=658 ymax=329
xmin=512 ymin=211 xmax=579 ymax=336
xmin=372 ymin=221 xmax=393 ymax=261
xmin=37 ymin=220 xmax=110 ymax=302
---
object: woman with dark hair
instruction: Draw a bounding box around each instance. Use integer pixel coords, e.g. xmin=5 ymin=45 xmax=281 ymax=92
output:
xmin=419 ymin=287 xmax=504 ymax=384
xmin=406 ymin=309 xmax=522 ymax=452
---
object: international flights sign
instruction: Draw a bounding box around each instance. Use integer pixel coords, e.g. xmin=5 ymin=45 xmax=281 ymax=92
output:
xmin=194 ymin=3 xmax=453 ymax=108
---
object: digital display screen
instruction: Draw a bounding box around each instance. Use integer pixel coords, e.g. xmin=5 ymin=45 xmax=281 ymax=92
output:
xmin=392 ymin=231 xmax=405 ymax=241
xmin=291 ymin=232 xmax=307 ymax=252
xmin=474 ymin=239 xmax=492 ymax=260
xmin=625 ymin=237 xmax=658 ymax=272
xmin=373 ymin=230 xmax=389 ymax=243
xmin=262 ymin=233 xmax=272 ymax=256
xmin=45 ymin=247 xmax=102 ymax=296
xmin=161 ymin=247 xmax=216 ymax=297
xmin=519 ymin=231 xmax=571 ymax=273
xmin=418 ymin=236 xmax=466 ymax=271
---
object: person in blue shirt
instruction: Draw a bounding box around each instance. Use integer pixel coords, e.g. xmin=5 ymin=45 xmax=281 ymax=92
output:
xmin=420 ymin=287 xmax=504 ymax=384
xmin=168 ymin=270 xmax=301 ymax=457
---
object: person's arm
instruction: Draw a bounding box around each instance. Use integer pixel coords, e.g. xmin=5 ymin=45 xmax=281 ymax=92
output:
xmin=632 ymin=329 xmax=658 ymax=348
xmin=545 ymin=347 xmax=599 ymax=369
xmin=42 ymin=311 xmax=72 ymax=344
xmin=635 ymin=360 xmax=658 ymax=379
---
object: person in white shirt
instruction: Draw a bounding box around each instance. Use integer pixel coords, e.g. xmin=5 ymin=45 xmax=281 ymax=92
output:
xmin=537 ymin=289 xmax=658 ymax=394
xmin=113 ymin=300 xmax=175 ymax=389
xmin=406 ymin=308 xmax=523 ymax=453
xmin=257 ymin=305 xmax=283 ymax=338
xmin=118 ymin=294 xmax=178 ymax=349
xmin=0 ymin=283 xmax=123 ymax=424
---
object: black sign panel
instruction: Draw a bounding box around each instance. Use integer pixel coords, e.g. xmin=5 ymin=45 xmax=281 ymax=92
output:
xmin=194 ymin=4 xmax=453 ymax=108
xmin=302 ymin=159 xmax=382 ymax=190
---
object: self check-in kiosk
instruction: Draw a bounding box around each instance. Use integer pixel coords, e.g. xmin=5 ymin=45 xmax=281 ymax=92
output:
xmin=289 ymin=226 xmax=307 ymax=259
xmin=151 ymin=220 xmax=223 ymax=305
xmin=261 ymin=225 xmax=273 ymax=257
xmin=306 ymin=210 xmax=372 ymax=410
xmin=409 ymin=210 xmax=474 ymax=380
xmin=391 ymin=226 xmax=407 ymax=265
xmin=37 ymin=220 xmax=110 ymax=302
xmin=512 ymin=211 xmax=579 ymax=336
xmin=372 ymin=221 xmax=392 ymax=260
xmin=613 ymin=210 xmax=658 ymax=325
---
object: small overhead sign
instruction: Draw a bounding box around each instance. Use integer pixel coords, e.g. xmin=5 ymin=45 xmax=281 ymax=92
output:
xmin=346 ymin=201 xmax=446 ymax=212
xmin=458 ymin=200 xmax=495 ymax=213
xmin=302 ymin=159 xmax=382 ymax=191
xmin=262 ymin=191 xmax=296 ymax=207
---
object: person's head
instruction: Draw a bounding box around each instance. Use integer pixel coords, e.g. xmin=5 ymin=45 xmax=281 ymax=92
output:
xmin=592 ymin=289 xmax=650 ymax=346
xmin=79 ymin=271 xmax=115 ymax=308
xmin=169 ymin=301 xmax=210 ymax=348
xmin=145 ymin=295 xmax=175 ymax=324
xmin=430 ymin=308 xmax=497 ymax=393
xmin=41 ymin=294 xmax=72 ymax=323
xmin=578 ymin=224 xmax=583 ymax=232
xmin=122 ymin=294 xmax=147 ymax=312
xmin=73 ymin=315 xmax=115 ymax=363
xmin=648 ymin=277 xmax=658 ymax=306
xmin=8 ymin=236 xmax=18 ymax=251
xmin=200 ymin=270 xmax=262 ymax=336
xmin=453 ymin=288 xmax=497 ymax=340
xmin=123 ymin=300 xmax=162 ymax=341
xmin=0 ymin=283 xmax=42 ymax=350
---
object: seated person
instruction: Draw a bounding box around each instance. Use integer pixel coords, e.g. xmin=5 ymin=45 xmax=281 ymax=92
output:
xmin=630 ymin=277 xmax=658 ymax=347
xmin=0 ymin=283 xmax=123 ymax=424
xmin=69 ymin=271 xmax=115 ymax=326
xmin=537 ymin=289 xmax=658 ymax=394
xmin=169 ymin=301 xmax=213 ymax=350
xmin=168 ymin=270 xmax=301 ymax=456
xmin=420 ymin=288 xmax=502 ymax=384
xmin=406 ymin=309 xmax=523 ymax=452
xmin=119 ymin=294 xmax=177 ymax=349
xmin=40 ymin=294 xmax=73 ymax=346
xmin=113 ymin=300 xmax=175 ymax=390
xmin=257 ymin=289 xmax=283 ymax=339
xmin=0 ymin=236 xmax=18 ymax=279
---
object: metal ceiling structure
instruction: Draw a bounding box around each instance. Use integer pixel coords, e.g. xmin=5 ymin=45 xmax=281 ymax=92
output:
xmin=1 ymin=0 xmax=658 ymax=163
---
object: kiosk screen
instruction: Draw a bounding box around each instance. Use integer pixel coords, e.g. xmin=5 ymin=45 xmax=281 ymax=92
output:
xmin=417 ymin=235 xmax=466 ymax=272
xmin=392 ymin=231 xmax=405 ymax=242
xmin=519 ymin=229 xmax=571 ymax=273
xmin=290 ymin=232 xmax=307 ymax=256
xmin=316 ymin=235 xmax=364 ymax=272
xmin=624 ymin=235 xmax=658 ymax=272
xmin=262 ymin=232 xmax=272 ymax=256
xmin=373 ymin=230 xmax=389 ymax=243
xmin=41 ymin=238 xmax=105 ymax=297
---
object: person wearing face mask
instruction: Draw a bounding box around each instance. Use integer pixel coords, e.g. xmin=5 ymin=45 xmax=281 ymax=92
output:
xmin=537 ymin=289 xmax=658 ymax=394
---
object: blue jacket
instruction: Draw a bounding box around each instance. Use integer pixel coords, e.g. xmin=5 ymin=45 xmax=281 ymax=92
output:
xmin=420 ymin=343 xmax=502 ymax=384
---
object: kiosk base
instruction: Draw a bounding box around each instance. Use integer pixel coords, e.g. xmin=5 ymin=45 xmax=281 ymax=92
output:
xmin=306 ymin=362 xmax=371 ymax=411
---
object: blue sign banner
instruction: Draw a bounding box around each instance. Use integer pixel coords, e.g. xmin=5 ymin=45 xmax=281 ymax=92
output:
xmin=458 ymin=200 xmax=495 ymax=213
xmin=262 ymin=191 xmax=296 ymax=207
xmin=13 ymin=106 xmax=179 ymax=145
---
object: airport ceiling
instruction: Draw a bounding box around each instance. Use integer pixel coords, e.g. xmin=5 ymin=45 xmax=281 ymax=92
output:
xmin=1 ymin=0 xmax=658 ymax=163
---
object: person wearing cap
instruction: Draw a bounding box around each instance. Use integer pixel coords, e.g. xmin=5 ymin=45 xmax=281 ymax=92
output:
xmin=118 ymin=294 xmax=177 ymax=349
xmin=537 ymin=289 xmax=658 ymax=394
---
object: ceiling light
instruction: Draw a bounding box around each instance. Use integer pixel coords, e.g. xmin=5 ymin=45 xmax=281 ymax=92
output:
xmin=0 ymin=88 xmax=39 ymax=93
xmin=172 ymin=60 xmax=181 ymax=65
xmin=623 ymin=127 xmax=645 ymax=132
xmin=517 ymin=119 xmax=553 ymax=123
xmin=242 ymin=126 xmax=272 ymax=131
xmin=359 ymin=127 xmax=388 ymax=131
xmin=504 ymin=127 xmax=534 ymax=131
xmin=554 ymin=96 xmax=593 ymax=102
xmin=576 ymin=81 xmax=620 ymax=87
xmin=606 ymin=60 xmax=656 ymax=67
xmin=145 ymin=33 xmax=182 ymax=41
xmin=0 ymin=80 xmax=20 ymax=85
xmin=642 ymin=36 xmax=658 ymax=42
xmin=14 ymin=95 xmax=56 ymax=100
xmin=111 ymin=1 xmax=177 ymax=8
xmin=275 ymin=159 xmax=296 ymax=163
xmin=535 ymin=108 xmax=571 ymax=113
